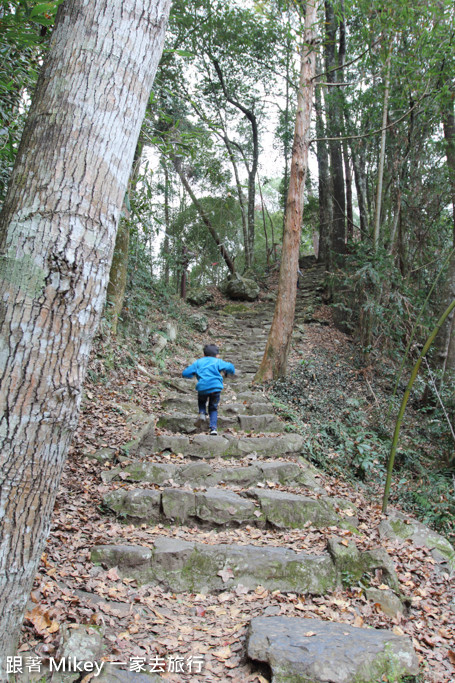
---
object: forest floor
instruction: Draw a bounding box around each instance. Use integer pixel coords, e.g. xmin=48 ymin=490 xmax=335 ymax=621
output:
xmin=16 ymin=283 xmax=455 ymax=683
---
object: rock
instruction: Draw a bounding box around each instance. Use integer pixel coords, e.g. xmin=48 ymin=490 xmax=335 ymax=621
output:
xmin=92 ymin=544 xmax=152 ymax=569
xmin=157 ymin=412 xmax=198 ymax=434
xmin=165 ymin=321 xmax=178 ymax=341
xmin=225 ymin=273 xmax=260 ymax=301
xmin=117 ymin=402 xmax=150 ymax=427
xmin=84 ymin=447 xmax=116 ymax=463
xmin=97 ymin=663 xmax=162 ymax=682
xmin=152 ymin=333 xmax=167 ymax=354
xmin=187 ymin=289 xmax=213 ymax=306
xmin=327 ymin=538 xmax=400 ymax=591
xmin=238 ymin=414 xmax=282 ymax=432
xmin=195 ymin=487 xmax=260 ymax=525
xmin=379 ymin=509 xmax=455 ymax=573
xmin=121 ymin=462 xmax=177 ymax=484
xmin=218 ymin=465 xmax=263 ymax=487
xmin=189 ymin=313 xmax=209 ymax=332
xmin=157 ymin=412 xmax=236 ymax=434
xmin=59 ymin=624 xmax=104 ymax=671
xmin=227 ymin=433 xmax=305 ymax=457
xmin=103 ymin=489 xmax=161 ymax=524
xmin=162 ymin=488 xmax=196 ymax=524
xmin=365 ymin=587 xmax=406 ymax=618
xmin=248 ymin=402 xmax=273 ymax=415
xmin=186 ymin=434 xmax=231 ymax=458
xmin=94 ymin=539 xmax=338 ymax=594
xmin=251 ymin=489 xmax=340 ymax=528
xmin=247 ymin=616 xmax=419 ymax=683
xmin=177 ymin=462 xmax=218 ymax=486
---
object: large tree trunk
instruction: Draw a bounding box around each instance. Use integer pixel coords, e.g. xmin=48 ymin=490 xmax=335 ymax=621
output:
xmin=254 ymin=0 xmax=319 ymax=381
xmin=0 ymin=0 xmax=170 ymax=671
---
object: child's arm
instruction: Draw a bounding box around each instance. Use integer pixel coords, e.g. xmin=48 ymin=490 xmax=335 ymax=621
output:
xmin=218 ymin=360 xmax=235 ymax=376
xmin=182 ymin=360 xmax=198 ymax=378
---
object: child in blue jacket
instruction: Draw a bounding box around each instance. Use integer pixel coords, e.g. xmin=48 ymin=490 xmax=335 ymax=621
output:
xmin=182 ymin=344 xmax=235 ymax=435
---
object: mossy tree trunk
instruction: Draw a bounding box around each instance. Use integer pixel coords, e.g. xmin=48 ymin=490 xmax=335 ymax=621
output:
xmin=0 ymin=0 xmax=170 ymax=668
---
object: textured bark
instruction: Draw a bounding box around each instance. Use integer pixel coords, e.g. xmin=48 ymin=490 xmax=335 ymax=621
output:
xmin=162 ymin=161 xmax=171 ymax=286
xmin=315 ymin=75 xmax=332 ymax=266
xmin=373 ymin=44 xmax=392 ymax=248
xmin=173 ymin=156 xmax=236 ymax=274
xmin=106 ymin=144 xmax=142 ymax=334
xmin=254 ymin=0 xmax=319 ymax=381
xmin=212 ymin=59 xmax=258 ymax=269
xmin=431 ymin=100 xmax=455 ymax=380
xmin=350 ymin=136 xmax=368 ymax=238
xmin=106 ymin=217 xmax=130 ymax=335
xmin=325 ymin=1 xmax=345 ymax=258
xmin=0 ymin=0 xmax=170 ymax=671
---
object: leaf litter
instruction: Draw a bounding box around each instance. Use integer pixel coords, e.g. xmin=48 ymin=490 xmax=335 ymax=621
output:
xmin=16 ymin=304 xmax=455 ymax=683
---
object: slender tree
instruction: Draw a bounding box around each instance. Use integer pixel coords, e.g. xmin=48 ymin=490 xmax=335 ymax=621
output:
xmin=255 ymin=0 xmax=319 ymax=381
xmin=0 ymin=0 xmax=170 ymax=670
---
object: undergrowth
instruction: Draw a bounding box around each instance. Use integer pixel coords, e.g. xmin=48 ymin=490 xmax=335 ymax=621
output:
xmin=269 ymin=348 xmax=455 ymax=541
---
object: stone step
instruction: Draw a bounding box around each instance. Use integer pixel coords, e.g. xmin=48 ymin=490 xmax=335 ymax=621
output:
xmin=156 ymin=412 xmax=283 ymax=434
xmin=102 ymin=485 xmax=348 ymax=529
xmin=133 ymin=430 xmax=305 ymax=459
xmin=247 ymin=617 xmax=418 ymax=683
xmin=91 ymin=536 xmax=398 ymax=595
xmin=105 ymin=459 xmax=323 ymax=490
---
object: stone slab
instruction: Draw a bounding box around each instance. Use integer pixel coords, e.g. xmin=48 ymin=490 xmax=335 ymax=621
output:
xmin=92 ymin=538 xmax=338 ymax=594
xmin=238 ymin=414 xmax=282 ymax=432
xmin=247 ymin=616 xmax=419 ymax=683
xmin=379 ymin=509 xmax=455 ymax=573
xmin=250 ymin=489 xmax=340 ymax=528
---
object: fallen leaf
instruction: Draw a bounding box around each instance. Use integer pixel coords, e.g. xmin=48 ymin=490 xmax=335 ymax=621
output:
xmin=212 ymin=646 xmax=231 ymax=660
xmin=218 ymin=568 xmax=234 ymax=583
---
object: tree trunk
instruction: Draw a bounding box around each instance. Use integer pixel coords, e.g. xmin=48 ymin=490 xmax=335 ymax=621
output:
xmin=373 ymin=43 xmax=393 ymax=247
xmin=212 ymin=59 xmax=258 ymax=269
xmin=106 ymin=143 xmax=142 ymax=334
xmin=254 ymin=0 xmax=319 ymax=381
xmin=173 ymin=155 xmax=236 ymax=274
xmin=434 ymin=108 xmax=455 ymax=378
xmin=0 ymin=0 xmax=170 ymax=670
xmin=162 ymin=160 xmax=171 ymax=286
xmin=325 ymin=1 xmax=345 ymax=259
xmin=315 ymin=74 xmax=332 ymax=266
xmin=106 ymin=216 xmax=130 ymax=335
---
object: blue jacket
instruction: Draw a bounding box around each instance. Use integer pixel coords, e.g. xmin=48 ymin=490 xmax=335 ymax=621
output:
xmin=182 ymin=356 xmax=235 ymax=393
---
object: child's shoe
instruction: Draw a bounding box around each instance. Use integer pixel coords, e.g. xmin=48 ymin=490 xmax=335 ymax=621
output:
xmin=210 ymin=429 xmax=218 ymax=436
xmin=195 ymin=413 xmax=208 ymax=429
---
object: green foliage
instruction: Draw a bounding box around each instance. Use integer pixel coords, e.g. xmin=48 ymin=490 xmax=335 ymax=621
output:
xmin=0 ymin=0 xmax=60 ymax=201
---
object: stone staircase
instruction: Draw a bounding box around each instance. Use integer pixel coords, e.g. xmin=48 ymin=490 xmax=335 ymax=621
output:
xmin=91 ymin=265 xmax=420 ymax=682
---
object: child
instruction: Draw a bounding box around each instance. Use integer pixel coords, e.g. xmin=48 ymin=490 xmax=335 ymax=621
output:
xmin=182 ymin=344 xmax=235 ymax=436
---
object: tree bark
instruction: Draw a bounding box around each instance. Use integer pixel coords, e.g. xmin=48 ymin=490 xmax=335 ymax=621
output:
xmin=325 ymin=1 xmax=345 ymax=259
xmin=106 ymin=143 xmax=142 ymax=334
xmin=254 ymin=0 xmax=319 ymax=381
xmin=172 ymin=155 xmax=236 ymax=274
xmin=434 ymin=98 xmax=455 ymax=380
xmin=315 ymin=74 xmax=332 ymax=266
xmin=373 ymin=43 xmax=393 ymax=248
xmin=212 ymin=58 xmax=258 ymax=269
xmin=0 ymin=0 xmax=170 ymax=670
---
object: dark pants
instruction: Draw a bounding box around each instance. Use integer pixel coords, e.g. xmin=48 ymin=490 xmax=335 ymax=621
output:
xmin=198 ymin=391 xmax=221 ymax=430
